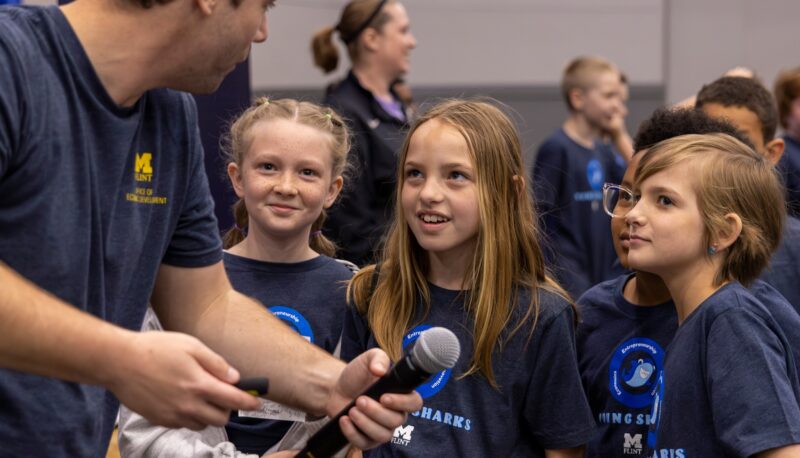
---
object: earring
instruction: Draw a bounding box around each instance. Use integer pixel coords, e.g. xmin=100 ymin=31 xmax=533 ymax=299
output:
xmin=707 ymin=245 xmax=718 ymax=255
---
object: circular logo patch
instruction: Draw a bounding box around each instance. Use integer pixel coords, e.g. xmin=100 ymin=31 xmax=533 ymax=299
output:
xmin=586 ymin=159 xmax=605 ymax=191
xmin=269 ymin=306 xmax=314 ymax=344
xmin=608 ymin=337 xmax=664 ymax=408
xmin=403 ymin=325 xmax=453 ymax=399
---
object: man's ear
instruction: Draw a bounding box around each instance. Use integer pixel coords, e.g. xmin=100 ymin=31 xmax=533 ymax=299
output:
xmin=227 ymin=162 xmax=245 ymax=198
xmin=764 ymin=138 xmax=785 ymax=166
xmin=195 ymin=0 xmax=217 ymax=16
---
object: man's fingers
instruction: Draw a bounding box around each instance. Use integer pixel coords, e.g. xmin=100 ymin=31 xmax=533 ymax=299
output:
xmin=198 ymin=375 xmax=262 ymax=412
xmin=335 ymin=349 xmax=384 ymax=401
xmin=191 ymin=341 xmax=239 ymax=384
xmin=190 ymin=342 xmax=261 ymax=411
xmin=363 ymin=348 xmax=390 ymax=378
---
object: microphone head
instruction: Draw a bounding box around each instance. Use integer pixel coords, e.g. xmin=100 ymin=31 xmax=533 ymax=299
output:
xmin=411 ymin=327 xmax=460 ymax=373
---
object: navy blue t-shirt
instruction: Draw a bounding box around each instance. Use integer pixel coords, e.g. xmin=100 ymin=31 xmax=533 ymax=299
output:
xmin=222 ymin=252 xmax=353 ymax=454
xmin=760 ymin=215 xmax=800 ymax=310
xmin=649 ymin=283 xmax=800 ymax=457
xmin=576 ymin=274 xmax=676 ymax=458
xmin=779 ymin=135 xmax=800 ymax=218
xmin=341 ymin=283 xmax=596 ymax=456
xmin=577 ymin=275 xmax=800 ymax=458
xmin=532 ymin=128 xmax=625 ymax=298
xmin=0 ymin=6 xmax=221 ymax=457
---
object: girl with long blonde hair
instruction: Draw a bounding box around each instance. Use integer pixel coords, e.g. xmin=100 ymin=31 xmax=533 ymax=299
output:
xmin=341 ymin=99 xmax=595 ymax=457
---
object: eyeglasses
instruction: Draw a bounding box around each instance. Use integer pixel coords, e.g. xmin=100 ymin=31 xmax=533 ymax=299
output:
xmin=602 ymin=183 xmax=637 ymax=218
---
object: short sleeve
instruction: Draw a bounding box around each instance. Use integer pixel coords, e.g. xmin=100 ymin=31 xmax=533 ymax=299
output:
xmin=340 ymin=305 xmax=372 ymax=363
xmin=161 ymin=96 xmax=223 ymax=267
xmin=523 ymin=305 xmax=596 ymax=449
xmin=707 ymin=309 xmax=800 ymax=456
xmin=0 ymin=25 xmax=25 ymax=177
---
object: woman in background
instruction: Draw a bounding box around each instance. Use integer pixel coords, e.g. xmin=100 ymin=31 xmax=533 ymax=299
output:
xmin=312 ymin=0 xmax=417 ymax=267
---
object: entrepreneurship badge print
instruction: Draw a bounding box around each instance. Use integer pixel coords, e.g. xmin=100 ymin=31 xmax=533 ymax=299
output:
xmin=608 ymin=337 xmax=664 ymax=408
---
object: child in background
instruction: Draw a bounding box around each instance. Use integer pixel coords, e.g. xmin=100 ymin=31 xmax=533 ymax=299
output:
xmin=118 ymin=98 xmax=356 ymax=457
xmin=532 ymin=56 xmax=630 ymax=298
xmin=774 ymin=67 xmax=800 ymax=217
xmin=342 ymin=99 xmax=595 ymax=457
xmin=625 ymin=134 xmax=800 ymax=456
xmin=576 ymin=107 xmax=800 ymax=458
xmin=696 ymin=75 xmax=800 ymax=309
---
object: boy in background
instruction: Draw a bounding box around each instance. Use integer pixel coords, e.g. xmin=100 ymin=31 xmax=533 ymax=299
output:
xmin=532 ymin=56 xmax=631 ymax=298
xmin=696 ymin=76 xmax=800 ymax=308
xmin=774 ymin=67 xmax=800 ymax=217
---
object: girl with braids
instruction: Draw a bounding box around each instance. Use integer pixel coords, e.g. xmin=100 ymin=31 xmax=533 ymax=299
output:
xmin=311 ymin=0 xmax=417 ymax=267
xmin=341 ymin=99 xmax=595 ymax=457
xmin=118 ymin=98 xmax=357 ymax=457
xmin=621 ymin=134 xmax=800 ymax=456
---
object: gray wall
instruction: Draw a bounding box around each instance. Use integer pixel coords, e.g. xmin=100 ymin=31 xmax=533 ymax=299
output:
xmin=665 ymin=0 xmax=800 ymax=104
xmin=253 ymin=0 xmax=800 ymax=126
xmin=257 ymin=84 xmax=664 ymax=172
xmin=252 ymin=0 xmax=664 ymax=88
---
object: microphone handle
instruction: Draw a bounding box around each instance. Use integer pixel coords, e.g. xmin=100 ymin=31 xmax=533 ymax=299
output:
xmin=297 ymin=356 xmax=433 ymax=458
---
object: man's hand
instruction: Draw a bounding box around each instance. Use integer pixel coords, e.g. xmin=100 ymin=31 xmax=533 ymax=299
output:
xmin=105 ymin=330 xmax=261 ymax=430
xmin=326 ymin=349 xmax=423 ymax=450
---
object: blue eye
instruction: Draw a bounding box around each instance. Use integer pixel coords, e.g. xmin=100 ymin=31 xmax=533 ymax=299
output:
xmin=657 ymin=196 xmax=673 ymax=206
xmin=300 ymin=169 xmax=317 ymax=177
xmin=406 ymin=169 xmax=422 ymax=178
xmin=449 ymin=171 xmax=467 ymax=180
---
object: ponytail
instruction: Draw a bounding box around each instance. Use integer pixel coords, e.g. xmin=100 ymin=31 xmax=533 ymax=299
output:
xmin=222 ymin=199 xmax=249 ymax=250
xmin=309 ymin=212 xmax=338 ymax=257
xmin=311 ymin=25 xmax=339 ymax=74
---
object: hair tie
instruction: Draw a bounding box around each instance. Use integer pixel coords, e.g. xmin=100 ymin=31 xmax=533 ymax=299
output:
xmin=340 ymin=0 xmax=388 ymax=44
xmin=325 ymin=112 xmax=332 ymax=121
xmin=310 ymin=230 xmax=323 ymax=237
xmin=261 ymin=98 xmax=270 ymax=106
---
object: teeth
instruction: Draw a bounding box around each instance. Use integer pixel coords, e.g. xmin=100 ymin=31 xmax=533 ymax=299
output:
xmin=421 ymin=214 xmax=448 ymax=223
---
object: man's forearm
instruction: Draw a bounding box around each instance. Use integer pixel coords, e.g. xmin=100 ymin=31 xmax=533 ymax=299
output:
xmin=194 ymin=290 xmax=345 ymax=416
xmin=150 ymin=263 xmax=345 ymax=415
xmin=0 ymin=261 xmax=131 ymax=386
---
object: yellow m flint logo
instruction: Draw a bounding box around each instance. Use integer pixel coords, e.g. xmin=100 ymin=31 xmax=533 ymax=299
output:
xmin=135 ymin=152 xmax=154 ymax=182
xmin=135 ymin=152 xmax=153 ymax=174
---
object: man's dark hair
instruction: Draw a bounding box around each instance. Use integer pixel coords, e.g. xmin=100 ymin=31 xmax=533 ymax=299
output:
xmin=129 ymin=0 xmax=242 ymax=8
xmin=633 ymin=107 xmax=754 ymax=153
xmin=695 ymin=76 xmax=778 ymax=142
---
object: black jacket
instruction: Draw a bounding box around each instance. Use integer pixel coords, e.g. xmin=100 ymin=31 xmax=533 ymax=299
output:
xmin=323 ymin=71 xmax=408 ymax=266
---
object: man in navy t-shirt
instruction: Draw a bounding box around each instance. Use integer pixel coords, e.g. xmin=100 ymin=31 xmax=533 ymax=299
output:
xmin=0 ymin=1 xmax=419 ymax=456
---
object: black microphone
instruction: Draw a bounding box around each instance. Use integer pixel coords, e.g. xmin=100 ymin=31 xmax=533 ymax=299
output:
xmin=297 ymin=327 xmax=461 ymax=458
